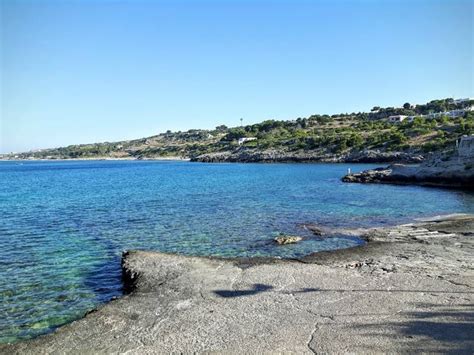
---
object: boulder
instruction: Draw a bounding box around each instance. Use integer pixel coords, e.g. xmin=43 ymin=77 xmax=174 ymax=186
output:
xmin=274 ymin=235 xmax=303 ymax=245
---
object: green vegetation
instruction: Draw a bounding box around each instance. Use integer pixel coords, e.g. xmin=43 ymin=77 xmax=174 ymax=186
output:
xmin=7 ymin=98 xmax=474 ymax=160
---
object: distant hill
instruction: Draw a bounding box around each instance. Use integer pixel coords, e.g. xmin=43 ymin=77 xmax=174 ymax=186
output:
xmin=4 ymin=98 xmax=474 ymax=163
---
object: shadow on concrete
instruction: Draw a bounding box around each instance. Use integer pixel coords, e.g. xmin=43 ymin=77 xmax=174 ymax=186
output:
xmin=212 ymin=285 xmax=473 ymax=351
xmin=289 ymin=287 xmax=473 ymax=294
xmin=213 ymin=285 xmax=473 ymax=298
xmin=213 ymin=283 xmax=273 ymax=298
xmin=352 ymin=303 xmax=474 ymax=353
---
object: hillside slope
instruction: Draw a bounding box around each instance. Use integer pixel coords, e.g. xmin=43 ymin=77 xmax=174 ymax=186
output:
xmin=5 ymin=98 xmax=474 ymax=163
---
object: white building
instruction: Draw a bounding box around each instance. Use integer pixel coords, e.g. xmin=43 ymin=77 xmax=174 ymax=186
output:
xmin=447 ymin=109 xmax=466 ymax=118
xmin=238 ymin=137 xmax=257 ymax=145
xmin=426 ymin=112 xmax=445 ymax=119
xmin=388 ymin=115 xmax=407 ymax=123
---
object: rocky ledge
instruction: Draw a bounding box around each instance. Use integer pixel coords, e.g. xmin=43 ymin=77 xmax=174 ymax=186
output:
xmin=2 ymin=214 xmax=473 ymax=354
xmin=343 ymin=154 xmax=474 ymax=189
xmin=192 ymin=148 xmax=424 ymax=164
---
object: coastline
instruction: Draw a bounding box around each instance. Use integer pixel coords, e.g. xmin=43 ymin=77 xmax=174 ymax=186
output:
xmin=2 ymin=214 xmax=473 ymax=353
xmin=0 ymin=156 xmax=191 ymax=162
xmin=1 ymin=148 xmax=426 ymax=165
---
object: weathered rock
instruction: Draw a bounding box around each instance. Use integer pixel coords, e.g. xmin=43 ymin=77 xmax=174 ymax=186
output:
xmin=274 ymin=235 xmax=303 ymax=245
xmin=345 ymin=150 xmax=424 ymax=164
xmin=342 ymin=154 xmax=474 ymax=189
xmin=342 ymin=166 xmax=393 ymax=183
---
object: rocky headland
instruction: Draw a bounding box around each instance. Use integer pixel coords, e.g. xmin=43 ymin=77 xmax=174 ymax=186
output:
xmin=2 ymin=214 xmax=473 ymax=354
xmin=342 ymin=153 xmax=474 ymax=189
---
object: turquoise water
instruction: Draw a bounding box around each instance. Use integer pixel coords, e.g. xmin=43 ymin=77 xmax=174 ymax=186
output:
xmin=1 ymin=160 xmax=473 ymax=342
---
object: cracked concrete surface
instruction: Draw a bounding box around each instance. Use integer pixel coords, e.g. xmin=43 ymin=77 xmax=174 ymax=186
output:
xmin=1 ymin=214 xmax=473 ymax=354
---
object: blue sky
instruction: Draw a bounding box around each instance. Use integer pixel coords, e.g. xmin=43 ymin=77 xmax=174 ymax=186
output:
xmin=1 ymin=0 xmax=472 ymax=153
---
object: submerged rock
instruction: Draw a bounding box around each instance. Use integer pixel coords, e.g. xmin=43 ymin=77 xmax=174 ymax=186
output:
xmin=274 ymin=235 xmax=302 ymax=245
xmin=304 ymin=224 xmax=324 ymax=236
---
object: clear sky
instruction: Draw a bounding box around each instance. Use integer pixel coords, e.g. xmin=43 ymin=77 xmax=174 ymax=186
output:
xmin=1 ymin=0 xmax=473 ymax=153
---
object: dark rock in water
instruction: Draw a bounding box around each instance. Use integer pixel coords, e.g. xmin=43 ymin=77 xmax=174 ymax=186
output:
xmin=274 ymin=235 xmax=302 ymax=245
xmin=302 ymin=224 xmax=324 ymax=236
xmin=342 ymin=167 xmax=393 ymax=184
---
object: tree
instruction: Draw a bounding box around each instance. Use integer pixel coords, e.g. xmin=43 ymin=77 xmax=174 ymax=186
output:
xmin=222 ymin=127 xmax=247 ymax=141
xmin=215 ymin=125 xmax=228 ymax=132
xmin=403 ymin=102 xmax=411 ymax=109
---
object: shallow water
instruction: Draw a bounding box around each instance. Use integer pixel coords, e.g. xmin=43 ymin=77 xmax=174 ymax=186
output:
xmin=1 ymin=160 xmax=473 ymax=342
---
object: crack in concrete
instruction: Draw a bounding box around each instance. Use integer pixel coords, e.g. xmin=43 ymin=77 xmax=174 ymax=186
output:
xmin=199 ymin=289 xmax=208 ymax=301
xmin=445 ymin=279 xmax=472 ymax=288
xmin=306 ymin=309 xmax=335 ymax=322
xmin=306 ymin=323 xmax=318 ymax=354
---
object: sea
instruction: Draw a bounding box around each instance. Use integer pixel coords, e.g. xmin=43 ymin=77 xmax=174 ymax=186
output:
xmin=1 ymin=160 xmax=473 ymax=342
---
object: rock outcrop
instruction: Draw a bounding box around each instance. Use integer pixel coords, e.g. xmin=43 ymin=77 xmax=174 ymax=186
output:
xmin=192 ymin=148 xmax=424 ymax=164
xmin=342 ymin=154 xmax=474 ymax=189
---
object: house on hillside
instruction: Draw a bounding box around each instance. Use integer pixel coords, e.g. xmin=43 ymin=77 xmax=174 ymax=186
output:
xmin=426 ymin=112 xmax=445 ymax=119
xmin=388 ymin=115 xmax=407 ymax=123
xmin=447 ymin=109 xmax=466 ymax=118
xmin=238 ymin=137 xmax=257 ymax=145
xmin=426 ymin=109 xmax=469 ymax=119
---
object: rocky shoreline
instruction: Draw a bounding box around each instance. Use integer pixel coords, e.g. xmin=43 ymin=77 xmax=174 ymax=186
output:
xmin=2 ymin=214 xmax=473 ymax=353
xmin=191 ymin=148 xmax=424 ymax=164
xmin=2 ymin=149 xmax=424 ymax=164
xmin=342 ymin=154 xmax=474 ymax=189
xmin=0 ymin=156 xmax=191 ymax=162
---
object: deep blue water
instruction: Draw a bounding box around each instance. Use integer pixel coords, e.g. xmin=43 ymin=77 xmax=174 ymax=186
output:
xmin=1 ymin=160 xmax=473 ymax=342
